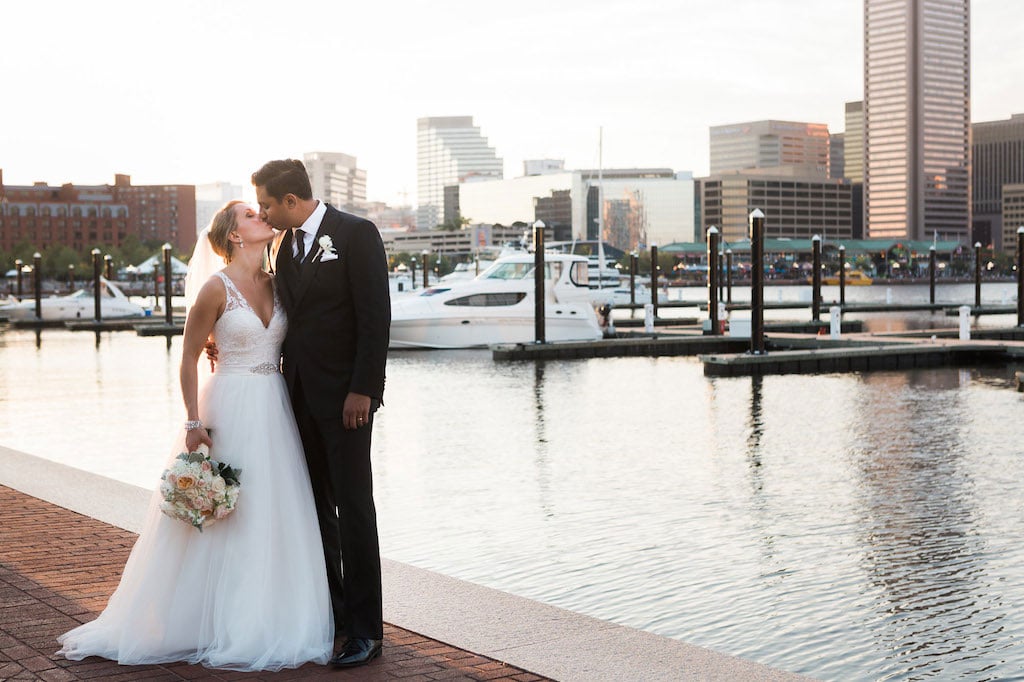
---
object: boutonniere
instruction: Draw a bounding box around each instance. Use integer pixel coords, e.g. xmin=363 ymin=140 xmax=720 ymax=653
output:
xmin=314 ymin=235 xmax=340 ymax=262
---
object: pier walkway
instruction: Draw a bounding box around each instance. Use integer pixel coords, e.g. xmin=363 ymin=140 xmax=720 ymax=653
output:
xmin=0 ymin=447 xmax=811 ymax=682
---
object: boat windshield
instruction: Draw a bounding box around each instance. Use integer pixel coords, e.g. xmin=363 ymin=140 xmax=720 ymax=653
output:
xmin=481 ymin=262 xmax=533 ymax=280
xmin=480 ymin=261 xmax=568 ymax=282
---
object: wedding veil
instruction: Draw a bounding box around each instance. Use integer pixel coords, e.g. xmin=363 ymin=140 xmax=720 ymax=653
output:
xmin=184 ymin=226 xmax=222 ymax=313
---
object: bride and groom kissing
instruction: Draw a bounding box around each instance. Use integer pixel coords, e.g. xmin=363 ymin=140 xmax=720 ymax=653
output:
xmin=58 ymin=159 xmax=392 ymax=671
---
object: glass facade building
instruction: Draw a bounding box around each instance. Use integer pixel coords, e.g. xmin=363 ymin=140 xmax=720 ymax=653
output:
xmin=416 ymin=117 xmax=503 ymax=230
xmin=864 ymin=0 xmax=970 ymax=241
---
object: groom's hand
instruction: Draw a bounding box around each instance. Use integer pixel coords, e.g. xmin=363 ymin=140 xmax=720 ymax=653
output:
xmin=204 ymin=339 xmax=218 ymax=372
xmin=343 ymin=393 xmax=372 ymax=430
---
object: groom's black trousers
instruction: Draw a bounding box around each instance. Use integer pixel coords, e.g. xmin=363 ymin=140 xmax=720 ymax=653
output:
xmin=291 ymin=377 xmax=383 ymax=641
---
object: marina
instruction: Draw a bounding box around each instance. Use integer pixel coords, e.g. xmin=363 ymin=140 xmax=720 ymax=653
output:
xmin=2 ymin=281 xmax=1024 ymax=681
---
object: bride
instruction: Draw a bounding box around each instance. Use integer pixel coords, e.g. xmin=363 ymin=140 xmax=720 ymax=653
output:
xmin=57 ymin=201 xmax=333 ymax=671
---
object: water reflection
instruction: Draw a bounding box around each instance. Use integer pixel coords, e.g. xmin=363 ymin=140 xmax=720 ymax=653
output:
xmin=851 ymin=371 xmax=1012 ymax=679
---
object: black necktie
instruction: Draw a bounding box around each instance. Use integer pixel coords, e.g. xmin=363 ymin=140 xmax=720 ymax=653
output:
xmin=293 ymin=229 xmax=305 ymax=263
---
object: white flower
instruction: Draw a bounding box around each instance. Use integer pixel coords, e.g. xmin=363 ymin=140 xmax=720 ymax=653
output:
xmin=318 ymin=235 xmax=337 ymax=256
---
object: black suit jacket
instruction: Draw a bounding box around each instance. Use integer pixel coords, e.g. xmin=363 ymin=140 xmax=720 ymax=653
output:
xmin=272 ymin=205 xmax=390 ymax=419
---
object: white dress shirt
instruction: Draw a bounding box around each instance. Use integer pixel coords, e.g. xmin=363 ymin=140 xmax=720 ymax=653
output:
xmin=293 ymin=200 xmax=327 ymax=260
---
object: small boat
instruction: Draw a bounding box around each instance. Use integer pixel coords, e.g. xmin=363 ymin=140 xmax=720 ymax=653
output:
xmin=810 ymin=270 xmax=873 ymax=286
xmin=0 ymin=278 xmax=148 ymax=321
xmin=389 ymin=253 xmax=603 ymax=349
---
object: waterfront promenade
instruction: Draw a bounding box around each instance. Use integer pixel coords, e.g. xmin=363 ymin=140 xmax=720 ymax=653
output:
xmin=0 ymin=446 xmax=812 ymax=682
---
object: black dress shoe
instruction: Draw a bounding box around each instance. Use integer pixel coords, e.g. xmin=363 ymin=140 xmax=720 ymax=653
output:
xmin=330 ymin=637 xmax=382 ymax=668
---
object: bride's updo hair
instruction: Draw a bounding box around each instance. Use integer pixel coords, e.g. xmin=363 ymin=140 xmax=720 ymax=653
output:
xmin=207 ymin=200 xmax=245 ymax=264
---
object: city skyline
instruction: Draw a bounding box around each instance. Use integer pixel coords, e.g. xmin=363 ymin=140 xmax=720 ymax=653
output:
xmin=2 ymin=0 xmax=1022 ymax=208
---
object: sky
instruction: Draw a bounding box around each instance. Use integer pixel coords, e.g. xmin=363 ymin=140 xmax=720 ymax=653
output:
xmin=2 ymin=0 xmax=1023 ymax=207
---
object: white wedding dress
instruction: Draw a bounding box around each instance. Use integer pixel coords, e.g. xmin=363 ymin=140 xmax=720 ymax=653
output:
xmin=58 ymin=271 xmax=332 ymax=671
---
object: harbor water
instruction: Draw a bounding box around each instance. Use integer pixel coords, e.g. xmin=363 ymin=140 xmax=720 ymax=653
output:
xmin=2 ymin=283 xmax=1023 ymax=681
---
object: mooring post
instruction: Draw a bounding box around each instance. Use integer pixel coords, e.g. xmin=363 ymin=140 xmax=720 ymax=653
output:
xmin=92 ymin=248 xmax=102 ymax=322
xmin=749 ymin=209 xmax=766 ymax=354
xmin=1018 ymin=226 xmax=1024 ymax=327
xmin=629 ymin=251 xmax=637 ymax=306
xmin=725 ymin=248 xmax=733 ymax=304
xmin=811 ymin=235 xmax=822 ymax=320
xmin=974 ymin=241 xmax=982 ymax=308
xmin=929 ymin=245 xmax=937 ymax=305
xmin=533 ymin=221 xmax=546 ymax=343
xmin=162 ymin=243 xmax=173 ymax=326
xmin=32 ymin=252 xmax=42 ymax=320
xmin=650 ymin=243 xmax=659 ymax=319
xmin=838 ymin=244 xmax=846 ymax=306
xmin=707 ymin=226 xmax=720 ymax=336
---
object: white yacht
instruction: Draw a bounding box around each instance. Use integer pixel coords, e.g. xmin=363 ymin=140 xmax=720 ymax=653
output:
xmin=389 ymin=253 xmax=603 ymax=349
xmin=0 ymin=278 xmax=147 ymax=322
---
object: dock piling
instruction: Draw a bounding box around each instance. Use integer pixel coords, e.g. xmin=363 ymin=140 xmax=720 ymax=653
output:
xmin=749 ymin=209 xmax=766 ymax=355
xmin=1017 ymin=227 xmax=1023 ymax=327
xmin=726 ymin=249 xmax=733 ymax=304
xmin=630 ymin=251 xmax=637 ymax=306
xmin=929 ymin=245 xmax=937 ymax=304
xmin=830 ymin=306 xmax=841 ymax=339
xmin=32 ymin=252 xmax=41 ymax=320
xmin=644 ymin=303 xmax=654 ymax=333
xmin=975 ymin=242 xmax=982 ymax=307
xmin=811 ymin=235 xmax=821 ymax=320
xmin=15 ymin=259 xmax=23 ymax=299
xmin=67 ymin=264 xmax=75 ymax=293
xmin=91 ymin=248 xmax=102 ymax=322
xmin=162 ymin=243 xmax=173 ymax=326
xmin=838 ymin=245 xmax=846 ymax=306
xmin=650 ymin=243 xmax=659 ymax=319
xmin=707 ymin=227 xmax=720 ymax=336
xmin=959 ymin=306 xmax=971 ymax=340
xmin=533 ymin=221 xmax=546 ymax=343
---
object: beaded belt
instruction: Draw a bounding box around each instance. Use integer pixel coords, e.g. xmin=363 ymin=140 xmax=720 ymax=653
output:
xmin=214 ymin=362 xmax=281 ymax=376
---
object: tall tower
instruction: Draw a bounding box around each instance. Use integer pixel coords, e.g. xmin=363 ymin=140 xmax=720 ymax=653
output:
xmin=864 ymin=0 xmax=970 ymax=241
xmin=416 ymin=116 xmax=503 ymax=230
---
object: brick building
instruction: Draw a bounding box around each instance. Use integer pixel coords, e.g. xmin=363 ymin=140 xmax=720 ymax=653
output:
xmin=0 ymin=170 xmax=196 ymax=253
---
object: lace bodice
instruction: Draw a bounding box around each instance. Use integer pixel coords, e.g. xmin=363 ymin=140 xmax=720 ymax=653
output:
xmin=212 ymin=271 xmax=286 ymax=374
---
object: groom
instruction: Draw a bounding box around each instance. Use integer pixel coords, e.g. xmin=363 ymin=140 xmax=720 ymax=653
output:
xmin=254 ymin=159 xmax=390 ymax=667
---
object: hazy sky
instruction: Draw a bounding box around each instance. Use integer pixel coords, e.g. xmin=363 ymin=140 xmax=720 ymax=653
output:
xmin=2 ymin=0 xmax=1022 ymax=206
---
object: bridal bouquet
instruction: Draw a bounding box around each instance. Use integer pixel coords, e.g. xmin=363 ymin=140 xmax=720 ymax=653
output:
xmin=159 ymin=448 xmax=241 ymax=531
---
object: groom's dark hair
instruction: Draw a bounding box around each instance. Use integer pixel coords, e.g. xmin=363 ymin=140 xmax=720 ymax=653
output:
xmin=252 ymin=159 xmax=313 ymax=201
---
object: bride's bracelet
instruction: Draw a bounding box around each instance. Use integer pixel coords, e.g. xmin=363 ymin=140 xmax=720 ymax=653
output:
xmin=184 ymin=420 xmax=203 ymax=431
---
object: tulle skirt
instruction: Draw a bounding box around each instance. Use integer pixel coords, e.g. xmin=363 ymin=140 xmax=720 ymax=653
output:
xmin=57 ymin=370 xmax=333 ymax=671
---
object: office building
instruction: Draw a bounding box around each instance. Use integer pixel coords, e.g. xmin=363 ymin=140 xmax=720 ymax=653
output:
xmin=1002 ymin=184 xmax=1024 ymax=251
xmin=973 ymin=114 xmax=1024 ymax=249
xmin=830 ymin=133 xmax=845 ymax=180
xmin=195 ymin=181 xmax=243 ymax=236
xmin=844 ymin=101 xmax=864 ymax=184
xmin=416 ymin=117 xmax=503 ymax=230
xmin=709 ymin=120 xmax=830 ymax=177
xmin=458 ymin=168 xmax=695 ymax=250
xmin=304 ymin=151 xmax=367 ymax=217
xmin=701 ymin=170 xmax=853 ymax=242
xmin=863 ymin=0 xmax=970 ymax=241
xmin=0 ymin=170 xmax=196 ymax=252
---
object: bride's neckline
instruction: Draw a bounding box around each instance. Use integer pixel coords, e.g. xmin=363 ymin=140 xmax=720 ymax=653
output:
xmin=217 ymin=271 xmax=275 ymax=329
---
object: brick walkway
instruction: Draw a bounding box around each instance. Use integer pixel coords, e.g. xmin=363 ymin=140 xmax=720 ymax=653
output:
xmin=0 ymin=485 xmax=550 ymax=681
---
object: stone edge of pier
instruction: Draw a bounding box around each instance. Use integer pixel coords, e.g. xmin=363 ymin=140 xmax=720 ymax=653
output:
xmin=0 ymin=444 xmax=813 ymax=682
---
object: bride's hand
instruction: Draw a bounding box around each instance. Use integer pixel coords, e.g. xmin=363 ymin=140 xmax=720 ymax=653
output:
xmin=186 ymin=427 xmax=212 ymax=453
